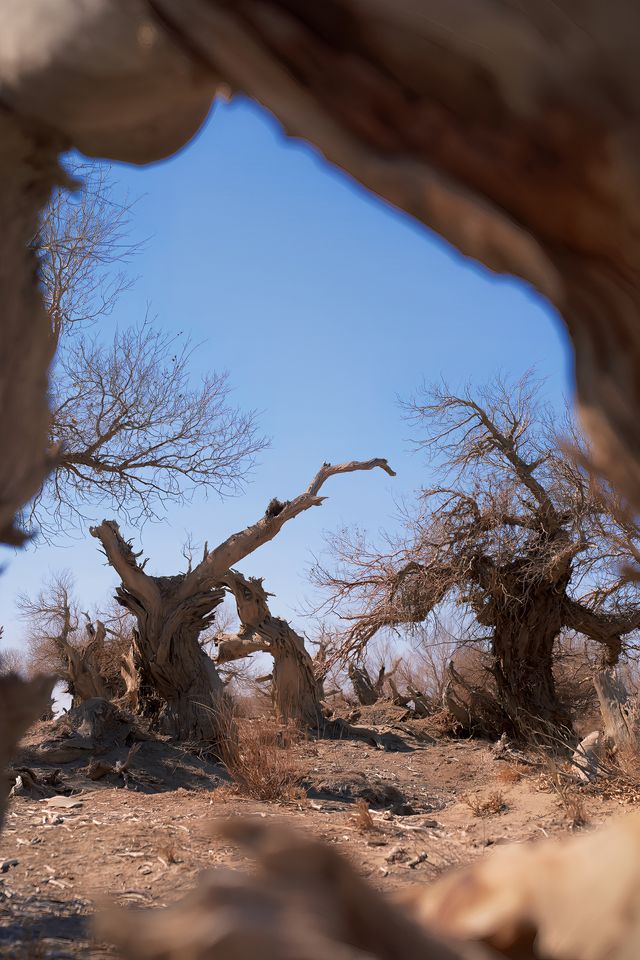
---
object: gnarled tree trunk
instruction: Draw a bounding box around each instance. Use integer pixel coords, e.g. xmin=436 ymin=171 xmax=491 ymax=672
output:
xmin=348 ymin=662 xmax=386 ymax=706
xmin=132 ymin=614 xmax=226 ymax=742
xmin=594 ymin=668 xmax=639 ymax=756
xmin=92 ymin=461 xmax=392 ymax=741
xmin=217 ymin=570 xmax=324 ymax=728
xmin=90 ymin=521 xmax=228 ymax=744
xmin=492 ymin=595 xmax=571 ymax=737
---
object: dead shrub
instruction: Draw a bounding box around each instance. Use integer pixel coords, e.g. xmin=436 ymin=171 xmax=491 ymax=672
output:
xmin=543 ymin=758 xmax=589 ymax=829
xmin=218 ymin=715 xmax=305 ymax=804
xmin=462 ymin=790 xmax=507 ymax=818
xmin=497 ymin=763 xmax=525 ymax=784
xmin=351 ymin=798 xmax=377 ymax=832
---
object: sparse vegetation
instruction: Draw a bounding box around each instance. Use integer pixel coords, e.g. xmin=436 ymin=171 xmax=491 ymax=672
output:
xmin=462 ymin=790 xmax=508 ymax=818
xmin=496 ymin=763 xmax=525 ymax=785
xmin=217 ymin=713 xmax=305 ymax=803
xmin=351 ymin=798 xmax=377 ymax=832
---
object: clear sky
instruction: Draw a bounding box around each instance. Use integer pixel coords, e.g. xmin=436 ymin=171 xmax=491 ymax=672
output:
xmin=0 ymin=97 xmax=571 ymax=651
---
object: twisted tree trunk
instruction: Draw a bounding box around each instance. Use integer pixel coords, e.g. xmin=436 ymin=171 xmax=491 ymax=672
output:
xmin=90 ymin=521 xmax=228 ymax=743
xmin=348 ymin=663 xmax=385 ymax=706
xmin=217 ymin=570 xmax=324 ymax=728
xmin=91 ymin=461 xmax=392 ymax=741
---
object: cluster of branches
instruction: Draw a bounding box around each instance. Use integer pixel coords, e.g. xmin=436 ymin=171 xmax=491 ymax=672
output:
xmin=17 ymin=571 xmax=134 ymax=705
xmin=313 ymin=375 xmax=640 ymax=733
xmin=26 ymin=163 xmax=266 ymax=540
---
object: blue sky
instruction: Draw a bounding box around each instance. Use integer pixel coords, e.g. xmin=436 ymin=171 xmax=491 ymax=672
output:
xmin=0 ymin=97 xmax=571 ymax=650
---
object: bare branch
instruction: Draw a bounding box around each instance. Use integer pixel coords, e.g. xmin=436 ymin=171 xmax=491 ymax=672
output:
xmin=32 ymin=319 xmax=266 ymax=539
xmin=191 ymin=458 xmax=395 ymax=589
xmin=89 ymin=520 xmax=159 ymax=607
xmin=563 ymin=599 xmax=640 ymax=665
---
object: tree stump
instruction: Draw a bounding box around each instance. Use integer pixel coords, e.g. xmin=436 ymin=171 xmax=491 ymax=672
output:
xmin=594 ymin=668 xmax=639 ymax=756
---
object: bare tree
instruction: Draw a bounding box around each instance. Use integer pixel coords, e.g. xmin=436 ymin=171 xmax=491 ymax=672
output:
xmin=0 ymin=644 xmax=26 ymax=678
xmin=90 ymin=458 xmax=394 ymax=743
xmin=315 ymin=377 xmax=640 ymax=737
xmin=18 ymin=572 xmax=124 ymax=707
xmin=25 ymin=163 xmax=266 ymax=539
xmin=35 ymin=161 xmax=137 ymax=346
xmin=216 ymin=570 xmax=324 ymax=728
xmin=31 ymin=319 xmax=265 ymax=537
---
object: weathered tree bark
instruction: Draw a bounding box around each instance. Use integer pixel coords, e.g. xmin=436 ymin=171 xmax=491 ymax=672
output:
xmin=0 ymin=674 xmax=55 ymax=830
xmin=91 ymin=460 xmax=393 ymax=741
xmin=489 ymin=581 xmax=572 ymax=736
xmin=90 ymin=520 xmax=227 ymax=743
xmin=217 ymin=570 xmax=324 ymax=728
xmin=0 ymin=111 xmax=62 ymax=545
xmin=594 ymin=668 xmax=639 ymax=756
xmin=348 ymin=663 xmax=385 ymax=707
xmin=61 ymin=640 xmax=110 ymax=707
xmin=484 ymin=561 xmax=640 ymax=738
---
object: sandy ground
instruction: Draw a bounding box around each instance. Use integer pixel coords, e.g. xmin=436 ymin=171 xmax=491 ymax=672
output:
xmin=0 ymin=716 xmax=634 ymax=958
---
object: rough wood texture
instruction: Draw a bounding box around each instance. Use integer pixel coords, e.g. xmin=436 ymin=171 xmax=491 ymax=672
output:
xmin=0 ymin=674 xmax=55 ymax=830
xmin=58 ymin=622 xmax=111 ymax=707
xmin=90 ymin=460 xmax=392 ymax=740
xmin=90 ymin=520 xmax=228 ymax=744
xmin=217 ymin=570 xmax=324 ymax=728
xmin=594 ymin=668 xmax=639 ymax=755
xmin=349 ymin=662 xmax=386 ymax=706
xmin=0 ymin=111 xmax=62 ymax=545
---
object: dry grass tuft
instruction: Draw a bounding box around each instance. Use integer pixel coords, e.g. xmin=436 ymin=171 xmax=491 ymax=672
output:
xmin=218 ymin=715 xmax=306 ymax=804
xmin=497 ymin=762 xmax=525 ymax=784
xmin=543 ymin=759 xmax=589 ymax=829
xmin=351 ymin=798 xmax=377 ymax=832
xmin=462 ymin=790 xmax=507 ymax=818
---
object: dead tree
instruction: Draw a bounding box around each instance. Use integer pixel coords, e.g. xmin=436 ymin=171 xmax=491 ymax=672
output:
xmin=32 ymin=161 xmax=266 ymax=540
xmin=348 ymin=662 xmax=387 ymax=707
xmin=315 ymin=378 xmax=640 ymax=738
xmin=19 ymin=573 xmax=117 ymax=707
xmin=216 ymin=570 xmax=324 ymax=728
xmin=90 ymin=459 xmax=394 ymax=742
